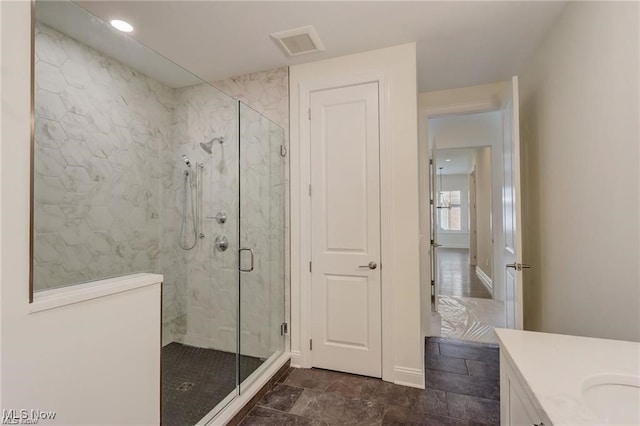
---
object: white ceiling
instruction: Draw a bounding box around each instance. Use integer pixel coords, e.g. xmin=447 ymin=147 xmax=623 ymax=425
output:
xmin=37 ymin=1 xmax=203 ymax=88
xmin=74 ymin=1 xmax=566 ymax=91
xmin=435 ymin=148 xmax=483 ymax=175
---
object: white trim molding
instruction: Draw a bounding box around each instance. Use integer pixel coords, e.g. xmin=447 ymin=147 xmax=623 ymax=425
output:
xmin=476 ymin=266 xmax=494 ymax=292
xmin=393 ymin=366 xmax=425 ymax=389
xmin=296 ymin=71 xmax=393 ymax=381
xmin=290 ymin=350 xmax=303 ymax=368
xmin=30 ymin=273 xmax=163 ymax=313
xmin=289 ymin=43 xmax=422 ymax=388
xmin=201 ymin=351 xmax=291 ymax=425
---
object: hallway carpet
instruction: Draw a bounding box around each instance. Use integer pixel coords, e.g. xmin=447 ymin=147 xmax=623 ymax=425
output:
xmin=239 ymin=338 xmax=500 ymax=425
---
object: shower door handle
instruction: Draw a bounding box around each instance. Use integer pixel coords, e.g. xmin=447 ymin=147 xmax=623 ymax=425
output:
xmin=239 ymin=248 xmax=254 ymax=272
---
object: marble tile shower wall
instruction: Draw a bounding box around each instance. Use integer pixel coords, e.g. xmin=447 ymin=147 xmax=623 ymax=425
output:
xmin=239 ymin=104 xmax=286 ymax=359
xmin=33 ymin=23 xmax=173 ymax=291
xmin=214 ymin=68 xmax=290 ymax=358
xmin=34 ymin=24 xmax=289 ymax=358
xmin=169 ymin=83 xmax=240 ymax=351
xmin=172 ymin=88 xmax=287 ymax=359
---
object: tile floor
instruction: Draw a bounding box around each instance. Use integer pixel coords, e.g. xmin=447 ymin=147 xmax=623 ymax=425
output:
xmin=162 ymin=343 xmax=264 ymax=426
xmin=239 ymin=338 xmax=500 ymax=425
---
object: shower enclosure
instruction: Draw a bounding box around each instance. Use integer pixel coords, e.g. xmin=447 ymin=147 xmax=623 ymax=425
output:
xmin=162 ymin=98 xmax=286 ymax=425
xmin=31 ymin=1 xmax=287 ymax=424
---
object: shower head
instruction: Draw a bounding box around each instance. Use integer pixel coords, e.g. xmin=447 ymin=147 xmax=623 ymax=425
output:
xmin=199 ymin=141 xmax=213 ymax=155
xmin=200 ymin=137 xmax=224 ymax=154
xmin=182 ymin=154 xmax=192 ymax=168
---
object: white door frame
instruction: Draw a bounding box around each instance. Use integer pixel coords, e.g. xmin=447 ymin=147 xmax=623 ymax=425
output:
xmin=296 ymin=72 xmax=394 ymax=382
xmin=420 ymin=91 xmax=507 ymax=324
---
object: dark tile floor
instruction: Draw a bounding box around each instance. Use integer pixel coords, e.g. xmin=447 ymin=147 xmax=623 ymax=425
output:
xmin=438 ymin=248 xmax=491 ymax=299
xmin=239 ymin=337 xmax=500 ymax=425
xmin=162 ymin=343 xmax=265 ymax=426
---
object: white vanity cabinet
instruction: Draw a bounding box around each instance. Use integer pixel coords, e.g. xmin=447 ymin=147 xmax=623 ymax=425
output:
xmin=496 ymin=328 xmax=640 ymax=426
xmin=500 ymin=351 xmax=549 ymax=426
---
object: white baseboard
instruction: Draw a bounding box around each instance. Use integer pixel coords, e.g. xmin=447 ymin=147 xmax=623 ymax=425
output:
xmin=290 ymin=350 xmax=303 ymax=368
xmin=393 ymin=366 xmax=425 ymax=389
xmin=476 ymin=267 xmax=493 ymax=292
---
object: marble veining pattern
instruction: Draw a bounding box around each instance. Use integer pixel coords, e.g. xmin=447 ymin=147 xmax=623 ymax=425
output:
xmin=34 ymin=23 xmax=172 ymax=290
xmin=214 ymin=68 xmax=291 ymax=352
xmin=34 ymin=22 xmax=289 ymax=361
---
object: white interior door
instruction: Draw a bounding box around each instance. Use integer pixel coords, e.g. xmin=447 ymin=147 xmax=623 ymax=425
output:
xmin=309 ymin=82 xmax=382 ymax=378
xmin=502 ymin=76 xmax=524 ymax=329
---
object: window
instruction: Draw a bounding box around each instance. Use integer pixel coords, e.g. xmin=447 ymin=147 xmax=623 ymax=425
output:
xmin=439 ymin=190 xmax=462 ymax=231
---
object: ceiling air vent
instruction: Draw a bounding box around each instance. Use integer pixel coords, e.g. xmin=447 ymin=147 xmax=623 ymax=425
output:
xmin=271 ymin=26 xmax=325 ymax=57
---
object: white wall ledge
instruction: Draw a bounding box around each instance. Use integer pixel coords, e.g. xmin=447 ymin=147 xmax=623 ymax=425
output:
xmin=30 ymin=273 xmax=163 ymax=314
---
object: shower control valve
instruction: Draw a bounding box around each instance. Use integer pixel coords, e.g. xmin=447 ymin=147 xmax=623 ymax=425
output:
xmin=215 ymin=235 xmax=229 ymax=251
xmin=207 ymin=211 xmax=227 ymax=224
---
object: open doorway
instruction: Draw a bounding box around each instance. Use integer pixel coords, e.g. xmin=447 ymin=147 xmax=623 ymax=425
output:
xmin=428 ymin=112 xmax=506 ymax=344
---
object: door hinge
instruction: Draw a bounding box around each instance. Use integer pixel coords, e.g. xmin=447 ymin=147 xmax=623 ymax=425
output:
xmin=308 ymin=108 xmax=311 ymax=120
xmin=431 ymin=280 xmax=435 ymax=296
xmin=309 ymin=339 xmax=313 ymax=350
xmin=309 ymin=261 xmax=312 ymax=272
xmin=280 ymin=145 xmax=287 ymax=157
xmin=280 ymin=322 xmax=288 ymax=336
xmin=308 ymin=184 xmax=312 ymax=196
xmin=429 ymin=159 xmax=433 ymax=165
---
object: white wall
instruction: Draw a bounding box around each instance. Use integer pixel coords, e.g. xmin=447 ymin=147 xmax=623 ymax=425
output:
xmin=520 ymin=1 xmax=640 ymax=341
xmin=474 ymin=147 xmax=493 ymax=279
xmin=290 ymin=43 xmax=423 ymax=387
xmin=1 ymin=2 xmax=161 ymax=423
xmin=429 ymin=111 xmax=502 ymax=150
xmin=419 ymin=81 xmax=508 ymax=126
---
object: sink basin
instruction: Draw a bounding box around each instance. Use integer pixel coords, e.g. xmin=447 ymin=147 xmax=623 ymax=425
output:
xmin=581 ymin=374 xmax=640 ymax=424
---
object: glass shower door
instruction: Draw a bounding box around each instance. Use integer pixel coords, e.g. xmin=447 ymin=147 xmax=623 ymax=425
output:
xmin=238 ymin=102 xmax=286 ymax=387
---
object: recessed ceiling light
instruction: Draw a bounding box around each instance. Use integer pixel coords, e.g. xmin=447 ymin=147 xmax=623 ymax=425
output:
xmin=110 ymin=19 xmax=134 ymax=33
xmin=446 ymin=159 xmax=452 ymax=162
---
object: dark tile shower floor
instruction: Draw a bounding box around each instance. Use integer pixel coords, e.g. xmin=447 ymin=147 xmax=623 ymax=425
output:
xmin=239 ymin=337 xmax=500 ymax=425
xmin=162 ymin=343 xmax=265 ymax=426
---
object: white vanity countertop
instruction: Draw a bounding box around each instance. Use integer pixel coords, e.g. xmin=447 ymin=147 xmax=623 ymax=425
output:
xmin=496 ymin=328 xmax=640 ymax=425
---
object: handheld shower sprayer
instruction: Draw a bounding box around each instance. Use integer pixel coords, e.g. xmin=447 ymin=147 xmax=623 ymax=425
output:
xmin=178 ymin=153 xmax=200 ymax=250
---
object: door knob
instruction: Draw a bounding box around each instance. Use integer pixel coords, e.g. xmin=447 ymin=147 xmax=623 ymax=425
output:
xmin=359 ymin=261 xmax=377 ymax=270
xmin=506 ymin=263 xmax=531 ymax=271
